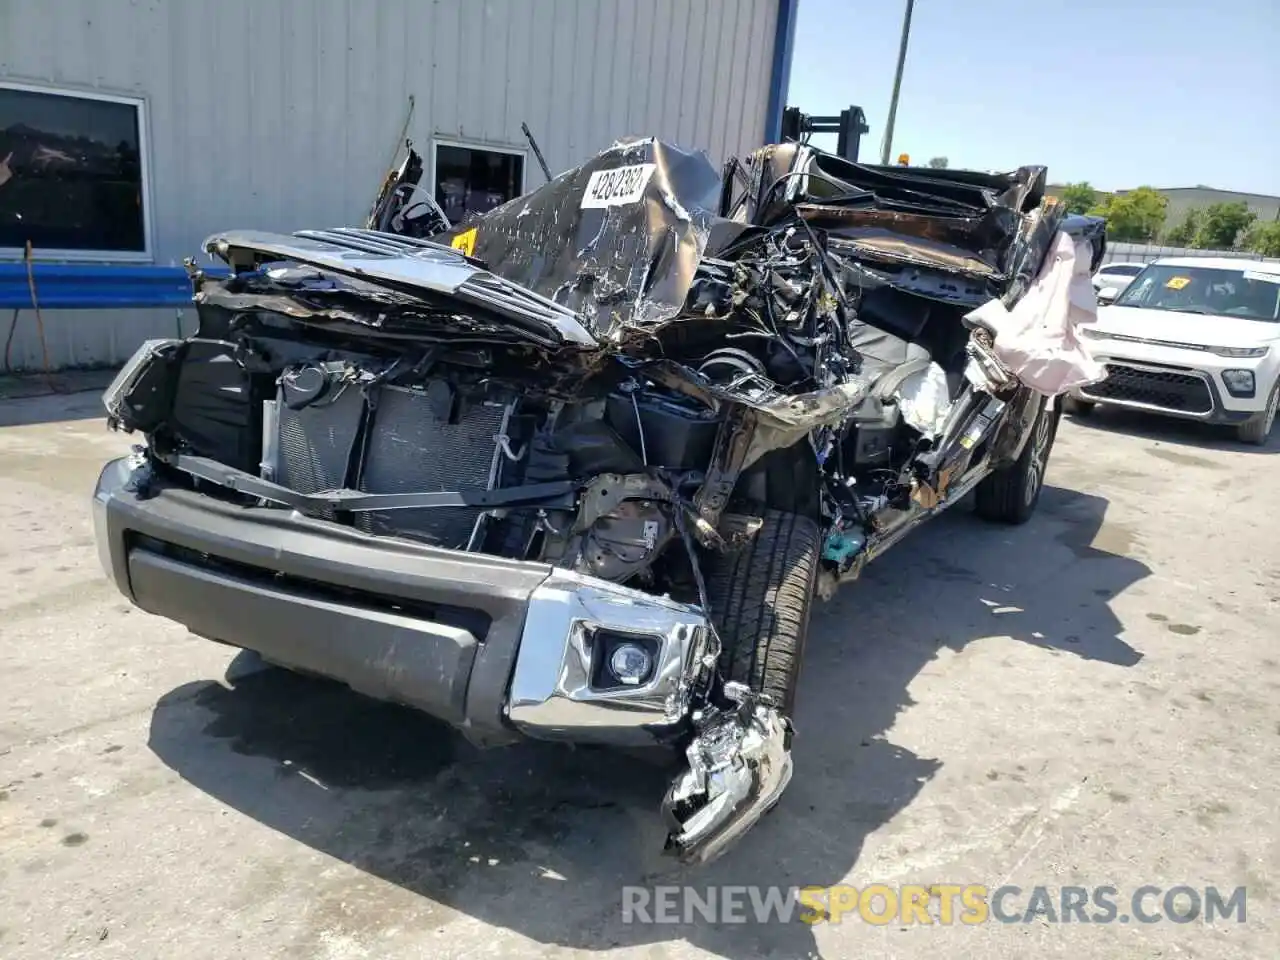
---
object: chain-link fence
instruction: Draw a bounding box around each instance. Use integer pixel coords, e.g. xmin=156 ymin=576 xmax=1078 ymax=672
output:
xmin=1102 ymin=240 xmax=1280 ymax=267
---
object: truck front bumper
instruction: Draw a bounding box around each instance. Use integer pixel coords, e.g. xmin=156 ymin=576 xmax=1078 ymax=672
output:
xmin=92 ymin=456 xmax=709 ymax=747
xmin=93 ymin=455 xmax=795 ymax=863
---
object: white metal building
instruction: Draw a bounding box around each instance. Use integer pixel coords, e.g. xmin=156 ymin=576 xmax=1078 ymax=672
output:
xmin=0 ymin=0 xmax=797 ymax=371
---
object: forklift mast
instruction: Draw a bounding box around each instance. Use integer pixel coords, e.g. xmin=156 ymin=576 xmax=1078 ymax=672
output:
xmin=780 ymin=105 xmax=870 ymax=163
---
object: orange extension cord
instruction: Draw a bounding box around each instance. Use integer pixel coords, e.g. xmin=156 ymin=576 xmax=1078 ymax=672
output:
xmin=1 ymin=241 xmax=63 ymax=391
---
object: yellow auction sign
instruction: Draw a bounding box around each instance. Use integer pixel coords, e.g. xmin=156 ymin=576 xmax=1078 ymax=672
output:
xmin=451 ymin=228 xmax=477 ymax=257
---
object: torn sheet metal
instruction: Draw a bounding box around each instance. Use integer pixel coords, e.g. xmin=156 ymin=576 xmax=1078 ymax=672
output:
xmin=964 ymin=231 xmax=1105 ymax=396
xmin=730 ymin=142 xmax=1049 ymax=280
xmin=439 ymin=138 xmax=723 ymax=341
xmin=1061 ymin=213 xmax=1108 ymax=273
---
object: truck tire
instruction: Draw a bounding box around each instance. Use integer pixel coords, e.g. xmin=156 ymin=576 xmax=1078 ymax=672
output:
xmin=705 ymin=510 xmax=821 ymax=715
xmin=974 ymin=403 xmax=1057 ymax=525
xmin=1236 ymin=384 xmax=1278 ymax=445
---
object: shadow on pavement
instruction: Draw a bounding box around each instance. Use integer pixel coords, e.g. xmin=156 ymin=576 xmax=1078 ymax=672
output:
xmin=149 ymin=483 xmax=1145 ymax=959
xmin=1064 ymin=405 xmax=1278 ymax=455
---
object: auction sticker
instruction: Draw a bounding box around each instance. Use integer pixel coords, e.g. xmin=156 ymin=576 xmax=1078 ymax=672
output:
xmin=1165 ymin=276 xmax=1191 ymax=290
xmin=451 ymin=228 xmax=477 ymax=257
xmin=581 ymin=163 xmax=657 ymax=209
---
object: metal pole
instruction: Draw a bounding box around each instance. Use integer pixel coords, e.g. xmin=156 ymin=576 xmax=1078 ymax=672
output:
xmin=880 ymin=0 xmax=915 ymax=165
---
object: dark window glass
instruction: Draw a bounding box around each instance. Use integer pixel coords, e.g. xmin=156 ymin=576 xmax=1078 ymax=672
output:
xmin=434 ymin=145 xmax=524 ymax=225
xmin=0 ymin=86 xmax=146 ymax=253
xmin=1115 ymin=264 xmax=1280 ymax=321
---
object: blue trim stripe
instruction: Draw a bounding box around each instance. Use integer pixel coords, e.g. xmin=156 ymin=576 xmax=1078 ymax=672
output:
xmin=764 ymin=0 xmax=800 ymax=143
xmin=0 ymin=263 xmax=228 ymax=310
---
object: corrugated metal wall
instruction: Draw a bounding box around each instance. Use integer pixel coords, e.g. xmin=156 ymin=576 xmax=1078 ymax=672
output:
xmin=0 ymin=0 xmax=780 ymax=371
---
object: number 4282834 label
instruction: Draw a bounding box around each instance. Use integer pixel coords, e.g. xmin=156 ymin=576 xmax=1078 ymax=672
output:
xmin=580 ymin=163 xmax=657 ymax=209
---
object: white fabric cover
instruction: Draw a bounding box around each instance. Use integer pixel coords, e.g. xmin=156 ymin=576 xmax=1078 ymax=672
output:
xmin=965 ymin=231 xmax=1105 ymax=396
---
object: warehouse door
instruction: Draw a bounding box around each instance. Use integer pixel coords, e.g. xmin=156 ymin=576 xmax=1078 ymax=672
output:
xmin=433 ymin=141 xmax=525 ymax=225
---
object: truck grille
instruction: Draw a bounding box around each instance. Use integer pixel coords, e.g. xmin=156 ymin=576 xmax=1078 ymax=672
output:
xmin=1081 ymin=364 xmax=1213 ymax=415
xmin=276 ymin=383 xmax=507 ymax=548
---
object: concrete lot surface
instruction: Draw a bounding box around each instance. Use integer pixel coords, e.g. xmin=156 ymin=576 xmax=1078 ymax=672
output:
xmin=0 ymin=388 xmax=1276 ymax=959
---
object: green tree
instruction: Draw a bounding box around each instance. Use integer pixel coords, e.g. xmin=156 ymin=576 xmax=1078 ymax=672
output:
xmin=1163 ymin=208 xmax=1204 ymax=246
xmin=1244 ymin=220 xmax=1280 ymax=258
xmin=1089 ymin=187 xmax=1168 ymax=241
xmin=927 ymin=156 xmax=949 ymax=169
xmin=1194 ymin=201 xmax=1256 ymax=250
xmin=1057 ymin=182 xmax=1097 ymax=215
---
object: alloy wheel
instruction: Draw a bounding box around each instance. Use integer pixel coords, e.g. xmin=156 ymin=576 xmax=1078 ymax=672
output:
xmin=1023 ymin=410 xmax=1052 ymax=506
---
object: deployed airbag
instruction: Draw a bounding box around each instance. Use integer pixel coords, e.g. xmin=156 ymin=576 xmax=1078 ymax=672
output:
xmin=964 ymin=232 xmax=1104 ymax=396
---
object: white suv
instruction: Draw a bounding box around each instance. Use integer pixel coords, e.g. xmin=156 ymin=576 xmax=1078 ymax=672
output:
xmin=1069 ymin=257 xmax=1280 ymax=444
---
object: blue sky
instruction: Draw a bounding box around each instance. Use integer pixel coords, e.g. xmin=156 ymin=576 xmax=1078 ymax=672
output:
xmin=786 ymin=0 xmax=1279 ymax=194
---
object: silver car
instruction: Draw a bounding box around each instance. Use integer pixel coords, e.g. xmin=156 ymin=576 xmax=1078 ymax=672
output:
xmin=1092 ymin=261 xmax=1147 ymax=293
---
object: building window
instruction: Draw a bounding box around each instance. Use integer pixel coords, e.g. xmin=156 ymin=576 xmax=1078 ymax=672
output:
xmin=433 ymin=141 xmax=526 ymax=225
xmin=0 ymin=82 xmax=151 ymax=259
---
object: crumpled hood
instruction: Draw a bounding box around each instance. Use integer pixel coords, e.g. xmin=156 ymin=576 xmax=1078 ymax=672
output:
xmin=1094 ymin=305 xmax=1280 ymax=349
xmin=201 ymin=228 xmax=599 ymax=350
xmin=439 ymin=138 xmax=723 ymax=342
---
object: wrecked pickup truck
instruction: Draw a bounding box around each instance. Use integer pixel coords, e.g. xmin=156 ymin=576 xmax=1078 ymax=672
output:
xmin=92 ymin=137 xmax=1100 ymax=864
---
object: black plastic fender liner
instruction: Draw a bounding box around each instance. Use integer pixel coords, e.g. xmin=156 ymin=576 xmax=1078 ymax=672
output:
xmin=168 ymin=340 xmax=268 ymax=474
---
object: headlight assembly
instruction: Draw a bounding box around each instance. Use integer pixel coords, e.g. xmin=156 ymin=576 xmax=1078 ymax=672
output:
xmin=1210 ymin=345 xmax=1268 ymax=358
xmin=102 ymin=338 xmax=182 ymax=429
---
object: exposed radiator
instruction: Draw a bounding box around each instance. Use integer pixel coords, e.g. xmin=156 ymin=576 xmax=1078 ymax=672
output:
xmin=275 ymin=381 xmax=509 ymax=549
xmin=357 ymin=386 xmax=508 ymax=548
xmin=276 ymin=383 xmax=364 ymax=521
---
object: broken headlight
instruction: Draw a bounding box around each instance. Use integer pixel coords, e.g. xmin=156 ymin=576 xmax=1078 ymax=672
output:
xmin=102 ymin=338 xmax=183 ymax=431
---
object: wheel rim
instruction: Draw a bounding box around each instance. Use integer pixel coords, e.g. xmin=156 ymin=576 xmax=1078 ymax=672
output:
xmin=1023 ymin=411 xmax=1052 ymax=506
xmin=1264 ymin=386 xmax=1279 ymax=435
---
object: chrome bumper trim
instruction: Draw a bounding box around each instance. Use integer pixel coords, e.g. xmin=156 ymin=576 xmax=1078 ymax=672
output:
xmin=662 ymin=683 xmax=794 ymax=865
xmin=506 ymin=571 xmax=710 ymax=744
